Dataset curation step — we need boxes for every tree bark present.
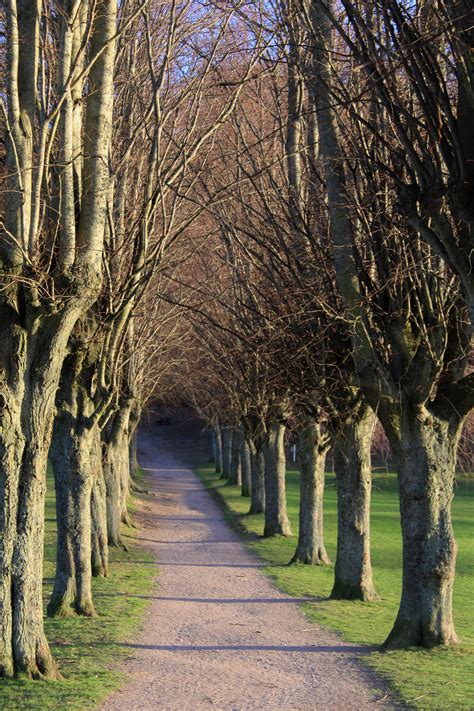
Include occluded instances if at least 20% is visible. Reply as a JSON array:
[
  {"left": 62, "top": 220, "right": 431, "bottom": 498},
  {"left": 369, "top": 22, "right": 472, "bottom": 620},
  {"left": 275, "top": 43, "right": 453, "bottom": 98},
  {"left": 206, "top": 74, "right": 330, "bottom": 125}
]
[
  {"left": 104, "top": 402, "right": 133, "bottom": 549},
  {"left": 0, "top": 319, "right": 82, "bottom": 678},
  {"left": 263, "top": 422, "right": 292, "bottom": 537},
  {"left": 48, "top": 416, "right": 97, "bottom": 618},
  {"left": 229, "top": 427, "right": 243, "bottom": 486},
  {"left": 241, "top": 438, "right": 252, "bottom": 497},
  {"left": 213, "top": 424, "right": 223, "bottom": 474},
  {"left": 248, "top": 444, "right": 266, "bottom": 514},
  {"left": 221, "top": 426, "right": 233, "bottom": 479},
  {"left": 129, "top": 430, "right": 139, "bottom": 481},
  {"left": 91, "top": 430, "right": 109, "bottom": 577},
  {"left": 47, "top": 347, "right": 101, "bottom": 618},
  {"left": 383, "top": 407, "right": 461, "bottom": 648},
  {"left": 330, "top": 406, "right": 378, "bottom": 600},
  {"left": 128, "top": 402, "right": 140, "bottom": 482},
  {"left": 290, "top": 420, "right": 330, "bottom": 565}
]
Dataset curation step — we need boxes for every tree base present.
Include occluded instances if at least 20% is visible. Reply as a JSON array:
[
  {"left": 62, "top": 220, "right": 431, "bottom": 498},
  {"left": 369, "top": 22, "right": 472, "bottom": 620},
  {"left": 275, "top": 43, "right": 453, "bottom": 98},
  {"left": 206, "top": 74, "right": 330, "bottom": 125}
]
[
  {"left": 247, "top": 504, "right": 264, "bottom": 515},
  {"left": 121, "top": 511, "right": 135, "bottom": 528},
  {"left": 330, "top": 579, "right": 379, "bottom": 602},
  {"left": 263, "top": 521, "right": 292, "bottom": 537},
  {"left": 47, "top": 592, "right": 96, "bottom": 619},
  {"left": 0, "top": 641, "right": 63, "bottom": 681},
  {"left": 289, "top": 549, "right": 331, "bottom": 566},
  {"left": 108, "top": 535, "right": 128, "bottom": 551},
  {"left": 383, "top": 618, "right": 458, "bottom": 650},
  {"left": 92, "top": 563, "right": 109, "bottom": 578}
]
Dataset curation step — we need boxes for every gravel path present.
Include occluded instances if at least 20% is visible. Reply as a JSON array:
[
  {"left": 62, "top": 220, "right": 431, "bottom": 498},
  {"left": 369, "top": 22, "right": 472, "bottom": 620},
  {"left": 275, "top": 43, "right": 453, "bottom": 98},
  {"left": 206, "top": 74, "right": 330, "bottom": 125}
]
[{"left": 101, "top": 422, "right": 393, "bottom": 711}]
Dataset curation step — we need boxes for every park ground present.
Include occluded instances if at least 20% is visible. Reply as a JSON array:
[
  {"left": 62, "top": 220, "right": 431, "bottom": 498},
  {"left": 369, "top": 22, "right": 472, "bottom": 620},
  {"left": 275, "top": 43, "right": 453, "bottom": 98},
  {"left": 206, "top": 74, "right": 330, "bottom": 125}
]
[
  {"left": 197, "top": 465, "right": 474, "bottom": 710},
  {"left": 0, "top": 422, "right": 472, "bottom": 710}
]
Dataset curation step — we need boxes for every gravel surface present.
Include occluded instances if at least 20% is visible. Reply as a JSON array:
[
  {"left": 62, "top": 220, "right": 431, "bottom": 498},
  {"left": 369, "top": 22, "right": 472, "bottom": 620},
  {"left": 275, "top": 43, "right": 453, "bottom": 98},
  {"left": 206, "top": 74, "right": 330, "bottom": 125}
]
[{"left": 101, "top": 421, "right": 394, "bottom": 711}]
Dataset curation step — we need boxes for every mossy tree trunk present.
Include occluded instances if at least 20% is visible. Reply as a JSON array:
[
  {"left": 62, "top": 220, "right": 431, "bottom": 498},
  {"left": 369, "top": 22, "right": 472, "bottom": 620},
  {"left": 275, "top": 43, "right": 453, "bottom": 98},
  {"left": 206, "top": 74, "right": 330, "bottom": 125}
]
[
  {"left": 330, "top": 405, "right": 378, "bottom": 600},
  {"left": 48, "top": 352, "right": 99, "bottom": 618},
  {"left": 263, "top": 421, "right": 292, "bottom": 537},
  {"left": 0, "top": 327, "right": 69, "bottom": 679},
  {"left": 290, "top": 419, "right": 330, "bottom": 565},
  {"left": 382, "top": 406, "right": 462, "bottom": 648}
]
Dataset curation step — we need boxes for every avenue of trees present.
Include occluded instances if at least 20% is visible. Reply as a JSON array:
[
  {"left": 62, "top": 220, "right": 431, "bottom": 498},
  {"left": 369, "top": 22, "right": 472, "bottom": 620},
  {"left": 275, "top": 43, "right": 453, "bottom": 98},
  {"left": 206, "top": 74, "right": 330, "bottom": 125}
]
[{"left": 0, "top": 0, "right": 473, "bottom": 681}]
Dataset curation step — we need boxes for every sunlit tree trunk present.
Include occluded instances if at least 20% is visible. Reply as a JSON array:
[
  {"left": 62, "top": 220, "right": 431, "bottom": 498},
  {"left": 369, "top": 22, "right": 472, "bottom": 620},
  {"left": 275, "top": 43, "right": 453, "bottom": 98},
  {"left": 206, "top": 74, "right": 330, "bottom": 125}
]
[
  {"left": 248, "top": 440, "right": 265, "bottom": 514},
  {"left": 48, "top": 353, "right": 98, "bottom": 618},
  {"left": 382, "top": 406, "right": 462, "bottom": 648},
  {"left": 330, "top": 406, "right": 378, "bottom": 600},
  {"left": 263, "top": 422, "right": 292, "bottom": 537},
  {"left": 104, "top": 401, "right": 133, "bottom": 549},
  {"left": 291, "top": 419, "right": 329, "bottom": 565},
  {"left": 0, "top": 0, "right": 116, "bottom": 676}
]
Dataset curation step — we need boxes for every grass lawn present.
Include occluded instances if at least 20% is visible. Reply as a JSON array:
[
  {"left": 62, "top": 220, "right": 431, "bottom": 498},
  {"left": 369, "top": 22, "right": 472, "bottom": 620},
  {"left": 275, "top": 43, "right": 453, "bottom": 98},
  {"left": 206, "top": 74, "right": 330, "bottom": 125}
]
[
  {"left": 0, "top": 471, "right": 156, "bottom": 710},
  {"left": 197, "top": 466, "right": 474, "bottom": 710}
]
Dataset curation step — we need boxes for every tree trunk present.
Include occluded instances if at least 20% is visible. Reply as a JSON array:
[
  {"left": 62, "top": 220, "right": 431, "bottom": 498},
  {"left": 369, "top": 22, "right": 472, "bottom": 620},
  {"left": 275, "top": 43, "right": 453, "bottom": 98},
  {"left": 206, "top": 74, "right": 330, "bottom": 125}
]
[
  {"left": 91, "top": 428, "right": 109, "bottom": 577},
  {"left": 118, "top": 436, "right": 132, "bottom": 527},
  {"left": 0, "top": 0, "right": 116, "bottom": 678},
  {"left": 48, "top": 412, "right": 96, "bottom": 618},
  {"left": 213, "top": 424, "right": 223, "bottom": 474},
  {"left": 211, "top": 430, "right": 216, "bottom": 462},
  {"left": 104, "top": 402, "right": 132, "bottom": 548},
  {"left": 263, "top": 422, "right": 292, "bottom": 537},
  {"left": 229, "top": 427, "right": 243, "bottom": 486},
  {"left": 330, "top": 406, "right": 378, "bottom": 600},
  {"left": 248, "top": 443, "right": 265, "bottom": 514},
  {"left": 241, "top": 438, "right": 252, "bottom": 497},
  {"left": 383, "top": 408, "right": 461, "bottom": 649},
  {"left": 290, "top": 420, "right": 330, "bottom": 565},
  {"left": 221, "top": 426, "right": 233, "bottom": 479},
  {"left": 0, "top": 322, "right": 79, "bottom": 679}
]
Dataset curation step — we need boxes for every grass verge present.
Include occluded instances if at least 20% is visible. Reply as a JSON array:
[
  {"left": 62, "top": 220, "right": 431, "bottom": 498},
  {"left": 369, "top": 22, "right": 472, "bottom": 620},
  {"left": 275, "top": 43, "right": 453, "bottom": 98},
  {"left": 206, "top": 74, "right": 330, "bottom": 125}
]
[
  {"left": 196, "top": 466, "right": 474, "bottom": 710},
  {"left": 0, "top": 471, "right": 156, "bottom": 710}
]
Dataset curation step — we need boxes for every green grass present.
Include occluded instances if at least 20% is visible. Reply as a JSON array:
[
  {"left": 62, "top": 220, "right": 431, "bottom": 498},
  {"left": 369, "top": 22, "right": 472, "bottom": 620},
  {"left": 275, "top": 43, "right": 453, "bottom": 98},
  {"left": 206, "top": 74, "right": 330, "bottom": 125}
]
[
  {"left": 0, "top": 472, "right": 156, "bottom": 710},
  {"left": 197, "top": 467, "right": 474, "bottom": 710}
]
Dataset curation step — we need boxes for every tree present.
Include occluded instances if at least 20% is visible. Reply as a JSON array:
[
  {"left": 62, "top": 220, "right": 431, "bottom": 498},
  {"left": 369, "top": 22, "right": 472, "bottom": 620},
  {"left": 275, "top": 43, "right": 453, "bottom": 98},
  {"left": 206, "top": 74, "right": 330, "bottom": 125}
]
[
  {"left": 0, "top": 0, "right": 117, "bottom": 677},
  {"left": 307, "top": 0, "right": 473, "bottom": 647}
]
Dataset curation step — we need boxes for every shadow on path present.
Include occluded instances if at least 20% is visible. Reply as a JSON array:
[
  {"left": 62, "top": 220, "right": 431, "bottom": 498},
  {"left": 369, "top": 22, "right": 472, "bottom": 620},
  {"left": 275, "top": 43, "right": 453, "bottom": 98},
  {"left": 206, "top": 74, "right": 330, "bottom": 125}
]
[{"left": 118, "top": 643, "right": 374, "bottom": 655}]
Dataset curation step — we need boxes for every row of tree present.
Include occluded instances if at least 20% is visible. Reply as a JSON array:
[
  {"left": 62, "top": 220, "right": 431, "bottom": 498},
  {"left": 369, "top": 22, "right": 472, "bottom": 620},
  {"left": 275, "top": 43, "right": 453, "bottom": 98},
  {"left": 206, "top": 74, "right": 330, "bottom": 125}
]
[
  {"left": 165, "top": 0, "right": 474, "bottom": 654},
  {"left": 0, "top": 0, "right": 264, "bottom": 678},
  {"left": 0, "top": 0, "right": 472, "bottom": 682}
]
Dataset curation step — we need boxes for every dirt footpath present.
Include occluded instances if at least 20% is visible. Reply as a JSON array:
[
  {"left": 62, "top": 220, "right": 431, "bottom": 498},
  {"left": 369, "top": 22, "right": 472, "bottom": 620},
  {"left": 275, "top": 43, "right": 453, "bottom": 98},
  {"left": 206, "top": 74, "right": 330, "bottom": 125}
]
[{"left": 101, "top": 421, "right": 393, "bottom": 711}]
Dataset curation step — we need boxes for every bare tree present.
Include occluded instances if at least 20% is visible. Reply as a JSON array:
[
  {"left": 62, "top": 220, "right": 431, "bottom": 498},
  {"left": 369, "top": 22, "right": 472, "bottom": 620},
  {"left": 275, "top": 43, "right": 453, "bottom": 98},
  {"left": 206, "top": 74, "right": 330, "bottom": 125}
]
[{"left": 0, "top": 0, "right": 117, "bottom": 677}]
